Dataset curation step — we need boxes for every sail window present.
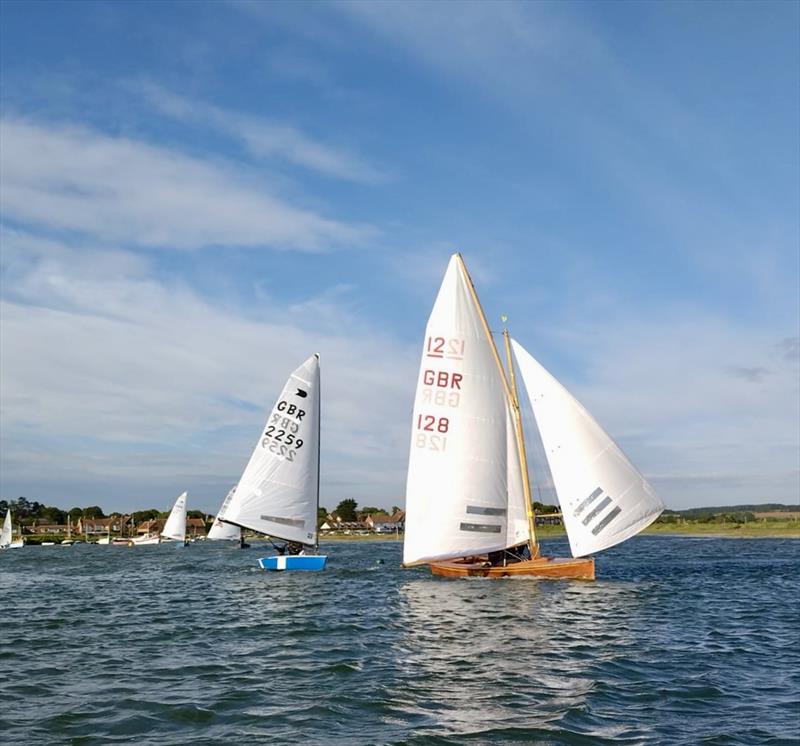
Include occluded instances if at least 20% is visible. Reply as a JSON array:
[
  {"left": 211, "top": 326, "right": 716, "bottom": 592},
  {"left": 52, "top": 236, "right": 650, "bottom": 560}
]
[
  {"left": 582, "top": 496, "right": 612, "bottom": 526},
  {"left": 460, "top": 522, "right": 502, "bottom": 533},
  {"left": 591, "top": 506, "right": 622, "bottom": 535},
  {"left": 466, "top": 506, "right": 506, "bottom": 516},
  {"left": 574, "top": 487, "right": 604, "bottom": 517},
  {"left": 261, "top": 515, "right": 306, "bottom": 528}
]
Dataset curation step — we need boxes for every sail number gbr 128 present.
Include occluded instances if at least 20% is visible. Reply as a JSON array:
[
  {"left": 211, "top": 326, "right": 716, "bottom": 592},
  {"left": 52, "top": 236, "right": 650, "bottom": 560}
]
[{"left": 261, "top": 400, "right": 306, "bottom": 461}]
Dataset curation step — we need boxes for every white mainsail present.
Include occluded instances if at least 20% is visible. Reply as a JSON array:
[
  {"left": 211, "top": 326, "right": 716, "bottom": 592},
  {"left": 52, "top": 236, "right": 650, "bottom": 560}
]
[
  {"left": 1, "top": 509, "right": 12, "bottom": 549},
  {"left": 161, "top": 491, "right": 188, "bottom": 542},
  {"left": 207, "top": 487, "right": 241, "bottom": 540},
  {"left": 511, "top": 339, "right": 664, "bottom": 557},
  {"left": 219, "top": 354, "right": 320, "bottom": 546},
  {"left": 403, "top": 254, "right": 528, "bottom": 566}
]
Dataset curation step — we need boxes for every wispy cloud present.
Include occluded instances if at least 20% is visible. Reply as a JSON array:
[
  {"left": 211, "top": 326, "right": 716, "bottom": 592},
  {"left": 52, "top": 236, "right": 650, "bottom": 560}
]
[
  {"left": 516, "top": 306, "right": 800, "bottom": 508},
  {"left": 0, "top": 117, "right": 372, "bottom": 251},
  {"left": 0, "top": 231, "right": 415, "bottom": 510},
  {"left": 137, "top": 82, "right": 386, "bottom": 184}
]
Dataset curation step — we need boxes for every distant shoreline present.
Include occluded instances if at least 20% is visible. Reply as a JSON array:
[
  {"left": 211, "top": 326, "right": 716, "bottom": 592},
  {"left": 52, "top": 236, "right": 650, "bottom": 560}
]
[{"left": 318, "top": 522, "right": 800, "bottom": 542}]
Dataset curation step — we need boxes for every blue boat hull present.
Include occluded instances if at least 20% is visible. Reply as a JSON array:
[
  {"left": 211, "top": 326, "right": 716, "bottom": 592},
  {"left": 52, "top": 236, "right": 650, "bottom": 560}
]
[{"left": 258, "top": 555, "right": 327, "bottom": 572}]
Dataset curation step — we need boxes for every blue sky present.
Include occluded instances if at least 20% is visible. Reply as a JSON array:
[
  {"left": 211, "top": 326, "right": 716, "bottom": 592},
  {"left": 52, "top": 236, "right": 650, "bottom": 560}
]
[{"left": 1, "top": 0, "right": 798, "bottom": 515}]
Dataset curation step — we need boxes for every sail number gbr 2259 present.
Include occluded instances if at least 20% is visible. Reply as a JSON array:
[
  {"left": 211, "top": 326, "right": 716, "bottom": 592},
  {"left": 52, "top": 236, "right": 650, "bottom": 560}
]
[{"left": 261, "top": 400, "right": 305, "bottom": 462}]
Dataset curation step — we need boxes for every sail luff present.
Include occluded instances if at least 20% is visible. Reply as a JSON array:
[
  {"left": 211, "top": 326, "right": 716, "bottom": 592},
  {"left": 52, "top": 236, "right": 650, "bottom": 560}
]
[
  {"left": 455, "top": 254, "right": 514, "bottom": 404},
  {"left": 503, "top": 329, "right": 539, "bottom": 555},
  {"left": 314, "top": 353, "right": 321, "bottom": 551}
]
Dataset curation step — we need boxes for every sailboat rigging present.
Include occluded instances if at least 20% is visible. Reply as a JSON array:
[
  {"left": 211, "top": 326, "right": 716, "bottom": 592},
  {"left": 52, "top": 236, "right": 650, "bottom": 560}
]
[
  {"left": 218, "top": 354, "right": 326, "bottom": 571},
  {"left": 402, "top": 254, "right": 663, "bottom": 579}
]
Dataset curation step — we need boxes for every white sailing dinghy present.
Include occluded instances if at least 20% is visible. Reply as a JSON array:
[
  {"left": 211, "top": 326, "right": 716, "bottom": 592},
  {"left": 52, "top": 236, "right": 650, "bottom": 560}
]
[
  {"left": 128, "top": 491, "right": 187, "bottom": 546},
  {"left": 218, "top": 354, "right": 326, "bottom": 571},
  {"left": 403, "top": 254, "right": 663, "bottom": 579},
  {"left": 1, "top": 508, "right": 24, "bottom": 549},
  {"left": 207, "top": 488, "right": 242, "bottom": 543},
  {"left": 160, "top": 491, "right": 188, "bottom": 546}
]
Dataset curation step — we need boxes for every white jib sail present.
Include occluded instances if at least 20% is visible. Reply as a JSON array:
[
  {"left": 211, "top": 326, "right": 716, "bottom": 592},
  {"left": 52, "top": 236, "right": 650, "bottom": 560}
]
[
  {"left": 403, "top": 254, "right": 526, "bottom": 565},
  {"left": 1, "top": 509, "right": 12, "bottom": 548},
  {"left": 511, "top": 339, "right": 664, "bottom": 557},
  {"left": 207, "top": 488, "right": 241, "bottom": 540},
  {"left": 161, "top": 491, "right": 188, "bottom": 542},
  {"left": 219, "top": 354, "right": 320, "bottom": 546}
]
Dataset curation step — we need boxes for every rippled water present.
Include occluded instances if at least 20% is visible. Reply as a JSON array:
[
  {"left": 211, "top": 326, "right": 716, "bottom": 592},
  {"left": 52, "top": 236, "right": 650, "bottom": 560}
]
[{"left": 1, "top": 536, "right": 798, "bottom": 745}]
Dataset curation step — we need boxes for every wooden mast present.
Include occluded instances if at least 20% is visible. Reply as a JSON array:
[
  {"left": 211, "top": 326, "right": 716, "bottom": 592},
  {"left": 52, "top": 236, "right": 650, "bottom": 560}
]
[
  {"left": 503, "top": 329, "right": 539, "bottom": 557},
  {"left": 454, "top": 254, "right": 538, "bottom": 558}
]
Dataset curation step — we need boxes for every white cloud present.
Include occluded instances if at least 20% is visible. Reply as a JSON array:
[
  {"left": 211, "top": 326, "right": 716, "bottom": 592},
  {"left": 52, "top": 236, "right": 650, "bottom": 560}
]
[
  {"left": 137, "top": 82, "right": 386, "bottom": 184},
  {"left": 0, "top": 232, "right": 416, "bottom": 511},
  {"left": 0, "top": 117, "right": 372, "bottom": 251},
  {"left": 1, "top": 232, "right": 797, "bottom": 512},
  {"left": 517, "top": 310, "right": 800, "bottom": 509}
]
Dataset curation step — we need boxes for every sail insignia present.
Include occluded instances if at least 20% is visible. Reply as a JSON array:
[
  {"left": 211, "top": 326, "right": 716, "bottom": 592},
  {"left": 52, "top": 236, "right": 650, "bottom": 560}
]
[
  {"left": 219, "top": 354, "right": 321, "bottom": 546},
  {"left": 460, "top": 522, "right": 502, "bottom": 533}
]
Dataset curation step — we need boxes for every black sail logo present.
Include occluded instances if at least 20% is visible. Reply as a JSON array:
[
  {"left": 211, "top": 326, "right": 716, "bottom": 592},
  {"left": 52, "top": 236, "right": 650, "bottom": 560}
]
[{"left": 295, "top": 389, "right": 308, "bottom": 398}]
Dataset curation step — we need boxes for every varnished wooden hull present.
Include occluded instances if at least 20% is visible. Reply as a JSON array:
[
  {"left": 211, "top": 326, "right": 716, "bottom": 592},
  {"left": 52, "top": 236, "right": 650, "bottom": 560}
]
[{"left": 429, "top": 555, "right": 595, "bottom": 580}]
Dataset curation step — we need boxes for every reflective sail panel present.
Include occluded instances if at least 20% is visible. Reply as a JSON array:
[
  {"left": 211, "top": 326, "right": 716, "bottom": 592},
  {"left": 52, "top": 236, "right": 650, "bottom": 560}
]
[
  {"left": 511, "top": 339, "right": 664, "bottom": 557},
  {"left": 1, "top": 509, "right": 12, "bottom": 548},
  {"left": 207, "top": 487, "right": 241, "bottom": 540},
  {"left": 161, "top": 491, "right": 188, "bottom": 542},
  {"left": 403, "top": 255, "right": 520, "bottom": 565},
  {"left": 219, "top": 354, "right": 320, "bottom": 545}
]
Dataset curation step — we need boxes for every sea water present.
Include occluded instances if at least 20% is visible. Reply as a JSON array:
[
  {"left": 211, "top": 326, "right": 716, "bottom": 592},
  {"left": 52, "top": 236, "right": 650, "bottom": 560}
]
[{"left": 1, "top": 536, "right": 798, "bottom": 745}]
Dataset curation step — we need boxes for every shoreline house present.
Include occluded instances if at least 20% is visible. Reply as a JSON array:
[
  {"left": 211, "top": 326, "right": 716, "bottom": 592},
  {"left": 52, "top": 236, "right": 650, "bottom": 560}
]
[
  {"left": 186, "top": 517, "right": 206, "bottom": 538},
  {"left": 535, "top": 512, "right": 563, "bottom": 526},
  {"left": 26, "top": 523, "right": 69, "bottom": 535},
  {"left": 365, "top": 511, "right": 405, "bottom": 534},
  {"left": 137, "top": 519, "right": 164, "bottom": 536},
  {"left": 319, "top": 514, "right": 369, "bottom": 534},
  {"left": 75, "top": 516, "right": 125, "bottom": 536}
]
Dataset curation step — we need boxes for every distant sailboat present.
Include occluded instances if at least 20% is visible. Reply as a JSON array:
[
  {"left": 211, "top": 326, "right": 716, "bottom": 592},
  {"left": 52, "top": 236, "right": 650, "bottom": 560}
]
[
  {"left": 207, "top": 488, "right": 242, "bottom": 542},
  {"left": 1, "top": 509, "right": 24, "bottom": 549},
  {"left": 218, "top": 354, "right": 326, "bottom": 571},
  {"left": 128, "top": 492, "right": 188, "bottom": 546},
  {"left": 160, "top": 491, "right": 188, "bottom": 546},
  {"left": 402, "top": 254, "right": 663, "bottom": 579}
]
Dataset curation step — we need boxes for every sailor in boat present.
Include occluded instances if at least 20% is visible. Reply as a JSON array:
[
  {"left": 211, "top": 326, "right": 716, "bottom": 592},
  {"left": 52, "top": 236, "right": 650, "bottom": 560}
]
[
  {"left": 269, "top": 539, "right": 307, "bottom": 556},
  {"left": 486, "top": 543, "right": 531, "bottom": 567}
]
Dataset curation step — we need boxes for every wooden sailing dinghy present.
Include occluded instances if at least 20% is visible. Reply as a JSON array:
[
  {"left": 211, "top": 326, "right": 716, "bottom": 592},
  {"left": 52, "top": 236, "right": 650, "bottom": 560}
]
[
  {"left": 402, "top": 254, "right": 664, "bottom": 580},
  {"left": 217, "top": 354, "right": 326, "bottom": 571}
]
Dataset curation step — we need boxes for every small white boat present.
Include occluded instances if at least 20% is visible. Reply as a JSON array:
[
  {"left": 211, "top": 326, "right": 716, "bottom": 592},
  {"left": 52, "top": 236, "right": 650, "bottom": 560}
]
[
  {"left": 160, "top": 491, "right": 188, "bottom": 547},
  {"left": 60, "top": 539, "right": 73, "bottom": 545},
  {"left": 218, "top": 354, "right": 327, "bottom": 571},
  {"left": 41, "top": 541, "right": 55, "bottom": 546},
  {"left": 1, "top": 509, "right": 24, "bottom": 549},
  {"left": 128, "top": 533, "right": 160, "bottom": 546},
  {"left": 96, "top": 536, "right": 111, "bottom": 545}
]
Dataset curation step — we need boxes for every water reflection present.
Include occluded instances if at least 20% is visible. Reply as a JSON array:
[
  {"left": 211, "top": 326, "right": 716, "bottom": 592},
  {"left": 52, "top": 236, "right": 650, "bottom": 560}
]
[{"left": 391, "top": 576, "right": 639, "bottom": 742}]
